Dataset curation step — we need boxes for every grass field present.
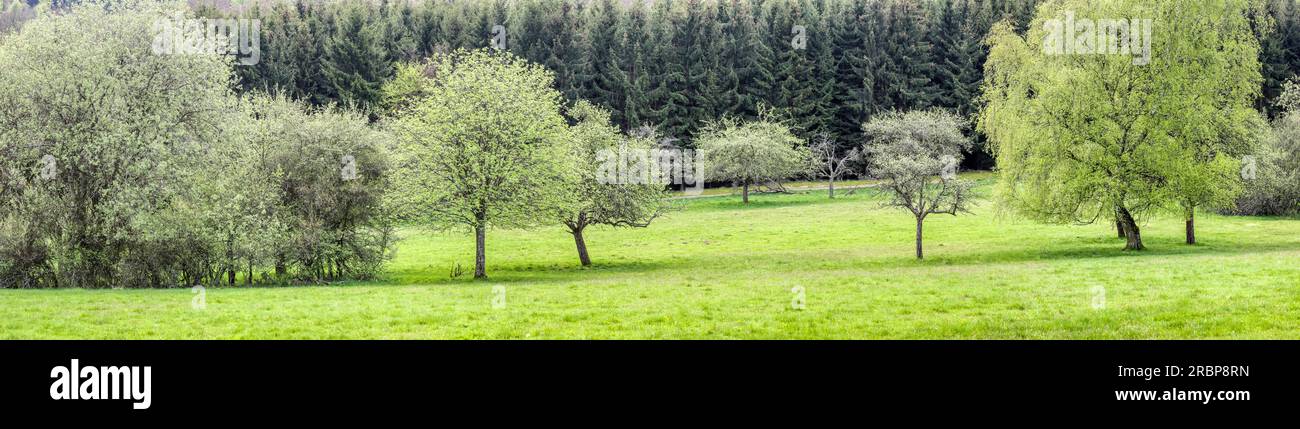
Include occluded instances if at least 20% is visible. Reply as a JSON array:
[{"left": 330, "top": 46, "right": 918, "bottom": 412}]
[{"left": 2, "top": 173, "right": 1299, "bottom": 339}]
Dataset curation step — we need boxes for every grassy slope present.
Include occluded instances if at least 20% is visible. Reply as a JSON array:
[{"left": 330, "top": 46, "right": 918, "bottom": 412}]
[{"left": 2, "top": 174, "right": 1298, "bottom": 339}]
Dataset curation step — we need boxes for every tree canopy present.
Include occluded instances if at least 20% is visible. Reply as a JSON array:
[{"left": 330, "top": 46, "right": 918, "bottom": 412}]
[
  {"left": 979, "top": 0, "right": 1263, "bottom": 250},
  {"left": 862, "top": 109, "right": 974, "bottom": 259},
  {"left": 388, "top": 49, "right": 576, "bottom": 279},
  {"left": 560, "top": 100, "right": 671, "bottom": 267},
  {"left": 697, "top": 117, "right": 807, "bottom": 204}
]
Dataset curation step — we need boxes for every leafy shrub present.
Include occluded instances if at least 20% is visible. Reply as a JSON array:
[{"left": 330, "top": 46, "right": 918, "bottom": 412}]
[{"left": 1228, "top": 113, "right": 1300, "bottom": 216}]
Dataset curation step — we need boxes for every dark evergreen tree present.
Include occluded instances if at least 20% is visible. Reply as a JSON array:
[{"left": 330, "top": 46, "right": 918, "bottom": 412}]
[
  {"left": 321, "top": 1, "right": 392, "bottom": 114},
  {"left": 877, "top": 0, "right": 937, "bottom": 111},
  {"left": 644, "top": 0, "right": 690, "bottom": 139},
  {"left": 729, "top": 0, "right": 775, "bottom": 120},
  {"left": 829, "top": 0, "right": 880, "bottom": 149},
  {"left": 683, "top": 0, "right": 725, "bottom": 136}
]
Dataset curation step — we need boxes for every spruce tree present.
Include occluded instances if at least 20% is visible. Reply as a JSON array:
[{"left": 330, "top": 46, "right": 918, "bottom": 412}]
[{"left": 322, "top": 1, "right": 392, "bottom": 115}]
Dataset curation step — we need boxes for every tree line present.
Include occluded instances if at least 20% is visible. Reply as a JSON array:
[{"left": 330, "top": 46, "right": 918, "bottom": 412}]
[
  {"left": 8, "top": 0, "right": 1300, "bottom": 160},
  {"left": 191, "top": 0, "right": 1039, "bottom": 168}
]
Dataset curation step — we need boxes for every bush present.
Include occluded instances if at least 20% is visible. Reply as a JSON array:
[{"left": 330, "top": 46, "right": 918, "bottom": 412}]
[
  {"left": 0, "top": 5, "right": 395, "bottom": 288},
  {"left": 0, "top": 3, "right": 233, "bottom": 288},
  {"left": 1227, "top": 113, "right": 1300, "bottom": 216}
]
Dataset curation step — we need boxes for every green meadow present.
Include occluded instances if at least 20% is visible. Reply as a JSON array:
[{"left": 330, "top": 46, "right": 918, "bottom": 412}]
[{"left": 2, "top": 174, "right": 1298, "bottom": 339}]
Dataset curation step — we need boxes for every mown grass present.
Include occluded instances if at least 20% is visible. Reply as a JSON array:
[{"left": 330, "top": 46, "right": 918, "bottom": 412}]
[{"left": 2, "top": 173, "right": 1298, "bottom": 339}]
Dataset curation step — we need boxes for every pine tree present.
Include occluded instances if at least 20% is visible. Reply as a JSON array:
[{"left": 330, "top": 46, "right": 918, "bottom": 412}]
[
  {"left": 618, "top": 1, "right": 652, "bottom": 131},
  {"left": 730, "top": 0, "right": 775, "bottom": 120},
  {"left": 877, "top": 0, "right": 937, "bottom": 111},
  {"left": 644, "top": 0, "right": 690, "bottom": 139},
  {"left": 322, "top": 1, "right": 392, "bottom": 115},
  {"left": 769, "top": 0, "right": 819, "bottom": 136},
  {"left": 380, "top": 0, "right": 418, "bottom": 63},
  {"left": 683, "top": 0, "right": 725, "bottom": 136},
  {"left": 806, "top": 0, "right": 838, "bottom": 140},
  {"left": 301, "top": 1, "right": 337, "bottom": 107},
  {"left": 583, "top": 0, "right": 628, "bottom": 125},
  {"left": 830, "top": 0, "right": 880, "bottom": 148}
]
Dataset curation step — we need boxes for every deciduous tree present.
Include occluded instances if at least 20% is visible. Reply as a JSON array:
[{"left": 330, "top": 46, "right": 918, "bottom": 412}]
[
  {"left": 862, "top": 110, "right": 973, "bottom": 259},
  {"left": 388, "top": 49, "right": 576, "bottom": 279},
  {"left": 697, "top": 117, "right": 807, "bottom": 204},
  {"left": 980, "top": 0, "right": 1262, "bottom": 250},
  {"left": 560, "top": 101, "right": 670, "bottom": 267}
]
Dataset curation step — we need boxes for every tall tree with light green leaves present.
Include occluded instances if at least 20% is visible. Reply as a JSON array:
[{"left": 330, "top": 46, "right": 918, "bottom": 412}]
[
  {"left": 980, "top": 0, "right": 1263, "bottom": 250},
  {"left": 387, "top": 49, "right": 576, "bottom": 279}
]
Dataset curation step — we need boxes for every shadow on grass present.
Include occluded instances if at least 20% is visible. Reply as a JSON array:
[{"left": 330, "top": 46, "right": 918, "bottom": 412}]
[
  {"left": 684, "top": 189, "right": 889, "bottom": 212},
  {"left": 372, "top": 229, "right": 1300, "bottom": 288},
  {"left": 920, "top": 236, "right": 1300, "bottom": 268},
  {"left": 381, "top": 258, "right": 681, "bottom": 287}
]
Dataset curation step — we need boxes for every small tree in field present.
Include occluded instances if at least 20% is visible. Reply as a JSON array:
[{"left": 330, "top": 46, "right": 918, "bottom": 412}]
[
  {"left": 388, "top": 49, "right": 576, "bottom": 279},
  {"left": 862, "top": 110, "right": 974, "bottom": 260},
  {"left": 808, "top": 133, "right": 860, "bottom": 198},
  {"left": 697, "top": 119, "right": 806, "bottom": 204},
  {"left": 560, "top": 101, "right": 670, "bottom": 267}
]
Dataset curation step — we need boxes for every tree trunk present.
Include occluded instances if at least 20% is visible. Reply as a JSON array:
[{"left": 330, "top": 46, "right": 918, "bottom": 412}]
[
  {"left": 1117, "top": 206, "right": 1144, "bottom": 250},
  {"left": 227, "top": 269, "right": 235, "bottom": 286},
  {"left": 573, "top": 227, "right": 591, "bottom": 267},
  {"left": 474, "top": 225, "right": 487, "bottom": 279},
  {"left": 915, "top": 217, "right": 924, "bottom": 260},
  {"left": 742, "top": 182, "right": 750, "bottom": 204},
  {"left": 1116, "top": 221, "right": 1125, "bottom": 238},
  {"left": 828, "top": 178, "right": 835, "bottom": 199},
  {"left": 275, "top": 255, "right": 286, "bottom": 278},
  {"left": 1185, "top": 208, "right": 1196, "bottom": 245}
]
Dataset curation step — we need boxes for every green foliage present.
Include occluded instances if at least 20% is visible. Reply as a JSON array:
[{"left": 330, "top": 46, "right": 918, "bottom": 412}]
[
  {"left": 388, "top": 49, "right": 576, "bottom": 278},
  {"left": 0, "top": 2, "right": 235, "bottom": 288},
  {"left": 862, "top": 110, "right": 974, "bottom": 258},
  {"left": 564, "top": 101, "right": 670, "bottom": 228},
  {"left": 979, "top": 0, "right": 1262, "bottom": 249},
  {"left": 697, "top": 117, "right": 808, "bottom": 202},
  {"left": 1231, "top": 80, "right": 1300, "bottom": 215},
  {"left": 0, "top": 3, "right": 394, "bottom": 288},
  {"left": 242, "top": 94, "right": 396, "bottom": 283},
  {"left": 1231, "top": 114, "right": 1300, "bottom": 215},
  {"left": 559, "top": 101, "right": 671, "bottom": 265}
]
